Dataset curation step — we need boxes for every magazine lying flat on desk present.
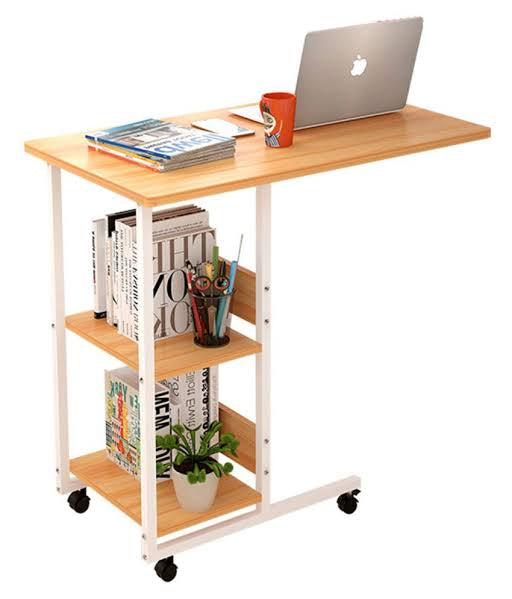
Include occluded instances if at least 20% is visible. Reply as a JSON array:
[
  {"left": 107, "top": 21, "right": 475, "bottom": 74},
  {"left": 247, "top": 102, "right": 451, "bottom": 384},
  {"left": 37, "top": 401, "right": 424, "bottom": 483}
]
[{"left": 85, "top": 119, "right": 236, "bottom": 171}]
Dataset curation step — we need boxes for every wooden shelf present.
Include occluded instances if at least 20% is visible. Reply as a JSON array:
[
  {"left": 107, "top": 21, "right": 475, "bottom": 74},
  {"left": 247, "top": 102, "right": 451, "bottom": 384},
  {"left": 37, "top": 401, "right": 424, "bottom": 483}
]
[
  {"left": 24, "top": 105, "right": 490, "bottom": 207},
  {"left": 70, "top": 450, "right": 261, "bottom": 537},
  {"left": 66, "top": 311, "right": 261, "bottom": 380}
]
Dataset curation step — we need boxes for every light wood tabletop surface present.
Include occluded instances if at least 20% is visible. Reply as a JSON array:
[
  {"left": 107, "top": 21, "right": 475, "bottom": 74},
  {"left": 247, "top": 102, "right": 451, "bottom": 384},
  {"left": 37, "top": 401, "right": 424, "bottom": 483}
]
[{"left": 24, "top": 105, "right": 490, "bottom": 207}]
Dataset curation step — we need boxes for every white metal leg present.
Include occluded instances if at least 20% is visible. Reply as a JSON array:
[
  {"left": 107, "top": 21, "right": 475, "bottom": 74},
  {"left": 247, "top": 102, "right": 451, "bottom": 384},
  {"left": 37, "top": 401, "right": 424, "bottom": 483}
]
[
  {"left": 49, "top": 164, "right": 83, "bottom": 495},
  {"left": 154, "top": 474, "right": 361, "bottom": 557},
  {"left": 47, "top": 170, "right": 360, "bottom": 567},
  {"left": 149, "top": 183, "right": 361, "bottom": 563},
  {"left": 137, "top": 205, "right": 158, "bottom": 561},
  {"left": 256, "top": 184, "right": 272, "bottom": 510}
]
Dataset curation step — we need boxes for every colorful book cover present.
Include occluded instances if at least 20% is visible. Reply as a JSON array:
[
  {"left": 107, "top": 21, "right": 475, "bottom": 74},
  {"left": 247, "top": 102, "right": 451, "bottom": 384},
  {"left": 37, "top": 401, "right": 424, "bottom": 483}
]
[{"left": 105, "top": 367, "right": 172, "bottom": 481}]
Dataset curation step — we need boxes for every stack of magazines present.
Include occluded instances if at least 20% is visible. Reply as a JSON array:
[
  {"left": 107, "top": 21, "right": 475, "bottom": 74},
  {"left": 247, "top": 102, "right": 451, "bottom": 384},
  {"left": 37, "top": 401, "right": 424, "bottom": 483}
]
[{"left": 85, "top": 119, "right": 236, "bottom": 172}]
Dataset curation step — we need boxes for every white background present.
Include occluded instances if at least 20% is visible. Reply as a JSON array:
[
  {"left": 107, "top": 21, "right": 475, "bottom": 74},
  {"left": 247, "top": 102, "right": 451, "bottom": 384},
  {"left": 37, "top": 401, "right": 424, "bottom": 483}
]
[{"left": 2, "top": 0, "right": 510, "bottom": 597}]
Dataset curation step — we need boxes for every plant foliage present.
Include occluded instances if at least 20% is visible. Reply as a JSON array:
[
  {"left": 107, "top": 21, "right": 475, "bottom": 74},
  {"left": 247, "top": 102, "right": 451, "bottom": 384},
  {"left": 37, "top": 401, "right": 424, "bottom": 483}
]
[{"left": 156, "top": 420, "right": 239, "bottom": 485}]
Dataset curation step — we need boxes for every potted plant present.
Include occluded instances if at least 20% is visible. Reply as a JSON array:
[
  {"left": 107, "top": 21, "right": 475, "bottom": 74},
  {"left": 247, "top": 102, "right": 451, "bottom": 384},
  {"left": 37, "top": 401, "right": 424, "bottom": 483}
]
[{"left": 156, "top": 420, "right": 240, "bottom": 513}]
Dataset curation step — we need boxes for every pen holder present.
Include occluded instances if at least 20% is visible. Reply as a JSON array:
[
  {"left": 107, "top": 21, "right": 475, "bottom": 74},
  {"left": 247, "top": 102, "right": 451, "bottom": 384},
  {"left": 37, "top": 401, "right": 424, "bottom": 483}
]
[{"left": 192, "top": 289, "right": 235, "bottom": 348}]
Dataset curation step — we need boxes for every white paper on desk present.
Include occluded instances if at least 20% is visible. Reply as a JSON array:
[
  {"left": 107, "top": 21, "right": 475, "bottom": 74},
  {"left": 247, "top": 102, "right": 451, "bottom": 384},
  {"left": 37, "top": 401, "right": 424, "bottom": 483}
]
[
  {"left": 192, "top": 118, "right": 255, "bottom": 137},
  {"left": 229, "top": 105, "right": 264, "bottom": 124}
]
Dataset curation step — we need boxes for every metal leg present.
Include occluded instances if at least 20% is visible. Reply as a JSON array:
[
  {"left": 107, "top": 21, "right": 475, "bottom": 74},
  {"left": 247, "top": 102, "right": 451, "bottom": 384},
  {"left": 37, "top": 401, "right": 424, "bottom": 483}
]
[
  {"left": 49, "top": 164, "right": 82, "bottom": 495},
  {"left": 149, "top": 183, "right": 361, "bottom": 562},
  {"left": 256, "top": 184, "right": 272, "bottom": 510},
  {"left": 154, "top": 474, "right": 361, "bottom": 557},
  {"left": 137, "top": 205, "right": 158, "bottom": 561}
]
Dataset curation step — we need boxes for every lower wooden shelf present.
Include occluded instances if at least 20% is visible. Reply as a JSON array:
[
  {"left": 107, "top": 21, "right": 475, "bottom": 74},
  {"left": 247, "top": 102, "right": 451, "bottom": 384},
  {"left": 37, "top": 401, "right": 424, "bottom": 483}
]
[{"left": 70, "top": 450, "right": 261, "bottom": 537}]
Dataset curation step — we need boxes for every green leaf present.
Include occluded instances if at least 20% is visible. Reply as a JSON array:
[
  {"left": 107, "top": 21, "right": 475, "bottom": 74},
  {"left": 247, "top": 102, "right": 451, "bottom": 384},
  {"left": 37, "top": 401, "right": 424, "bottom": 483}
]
[
  {"left": 198, "top": 469, "right": 206, "bottom": 483},
  {"left": 172, "top": 425, "right": 193, "bottom": 455},
  {"left": 156, "top": 462, "right": 170, "bottom": 476},
  {"left": 200, "top": 421, "right": 223, "bottom": 448},
  {"left": 206, "top": 460, "right": 221, "bottom": 478},
  {"left": 173, "top": 424, "right": 185, "bottom": 435},
  {"left": 222, "top": 462, "right": 234, "bottom": 474},
  {"left": 187, "top": 472, "right": 198, "bottom": 484},
  {"left": 174, "top": 452, "right": 185, "bottom": 466},
  {"left": 190, "top": 427, "right": 197, "bottom": 454},
  {"left": 156, "top": 435, "right": 166, "bottom": 448}
]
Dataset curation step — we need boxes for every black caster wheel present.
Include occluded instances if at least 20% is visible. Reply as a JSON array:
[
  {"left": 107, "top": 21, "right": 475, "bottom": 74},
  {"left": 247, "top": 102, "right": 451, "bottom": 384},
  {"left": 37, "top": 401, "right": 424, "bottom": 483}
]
[
  {"left": 67, "top": 488, "right": 90, "bottom": 514},
  {"left": 155, "top": 556, "right": 178, "bottom": 582},
  {"left": 337, "top": 489, "right": 360, "bottom": 514}
]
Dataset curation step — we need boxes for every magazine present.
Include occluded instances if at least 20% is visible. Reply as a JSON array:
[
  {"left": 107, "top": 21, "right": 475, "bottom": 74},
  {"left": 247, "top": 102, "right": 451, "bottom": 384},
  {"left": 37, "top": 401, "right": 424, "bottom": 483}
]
[{"left": 86, "top": 119, "right": 235, "bottom": 162}]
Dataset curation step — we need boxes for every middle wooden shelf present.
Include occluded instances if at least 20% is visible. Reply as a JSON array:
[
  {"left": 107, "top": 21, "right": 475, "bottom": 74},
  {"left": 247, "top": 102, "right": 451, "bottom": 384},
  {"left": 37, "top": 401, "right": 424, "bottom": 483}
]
[{"left": 66, "top": 311, "right": 262, "bottom": 380}]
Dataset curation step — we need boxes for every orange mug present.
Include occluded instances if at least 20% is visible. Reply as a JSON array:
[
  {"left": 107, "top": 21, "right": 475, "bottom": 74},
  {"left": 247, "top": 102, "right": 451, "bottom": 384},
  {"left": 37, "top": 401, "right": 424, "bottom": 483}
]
[{"left": 259, "top": 92, "right": 296, "bottom": 148}]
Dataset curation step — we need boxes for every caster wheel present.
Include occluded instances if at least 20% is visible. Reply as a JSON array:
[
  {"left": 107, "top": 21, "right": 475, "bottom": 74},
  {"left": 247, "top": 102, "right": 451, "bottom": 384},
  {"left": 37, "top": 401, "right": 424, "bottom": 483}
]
[
  {"left": 67, "top": 488, "right": 90, "bottom": 514},
  {"left": 337, "top": 489, "right": 360, "bottom": 514},
  {"left": 155, "top": 556, "right": 178, "bottom": 582}
]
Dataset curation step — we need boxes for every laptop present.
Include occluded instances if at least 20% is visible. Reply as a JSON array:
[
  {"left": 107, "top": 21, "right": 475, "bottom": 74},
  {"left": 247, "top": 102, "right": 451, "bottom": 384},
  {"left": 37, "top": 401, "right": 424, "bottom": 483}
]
[{"left": 230, "top": 17, "right": 423, "bottom": 130}]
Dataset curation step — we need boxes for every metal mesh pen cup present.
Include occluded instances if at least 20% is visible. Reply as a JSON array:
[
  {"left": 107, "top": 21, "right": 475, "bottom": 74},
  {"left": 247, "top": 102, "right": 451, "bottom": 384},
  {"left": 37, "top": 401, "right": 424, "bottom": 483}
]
[{"left": 191, "top": 289, "right": 235, "bottom": 348}]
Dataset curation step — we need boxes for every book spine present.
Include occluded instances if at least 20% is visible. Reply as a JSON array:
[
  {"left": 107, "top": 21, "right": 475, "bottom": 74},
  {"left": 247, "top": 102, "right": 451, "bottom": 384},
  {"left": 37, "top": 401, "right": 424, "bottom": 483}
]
[
  {"left": 105, "top": 371, "right": 139, "bottom": 478},
  {"left": 112, "top": 231, "right": 119, "bottom": 326},
  {"left": 116, "top": 221, "right": 136, "bottom": 340},
  {"left": 85, "top": 136, "right": 173, "bottom": 160},
  {"left": 132, "top": 239, "right": 139, "bottom": 342},
  {"left": 86, "top": 140, "right": 166, "bottom": 165},
  {"left": 155, "top": 385, "right": 172, "bottom": 481},
  {"left": 105, "top": 370, "right": 113, "bottom": 456},
  {"left": 92, "top": 219, "right": 107, "bottom": 319},
  {"left": 163, "top": 376, "right": 180, "bottom": 469},
  {"left": 86, "top": 142, "right": 164, "bottom": 171},
  {"left": 199, "top": 367, "right": 210, "bottom": 436},
  {"left": 105, "top": 235, "right": 113, "bottom": 325},
  {"left": 127, "top": 224, "right": 134, "bottom": 339},
  {"left": 209, "top": 366, "right": 219, "bottom": 423},
  {"left": 208, "top": 367, "right": 219, "bottom": 447},
  {"left": 117, "top": 223, "right": 125, "bottom": 334}
]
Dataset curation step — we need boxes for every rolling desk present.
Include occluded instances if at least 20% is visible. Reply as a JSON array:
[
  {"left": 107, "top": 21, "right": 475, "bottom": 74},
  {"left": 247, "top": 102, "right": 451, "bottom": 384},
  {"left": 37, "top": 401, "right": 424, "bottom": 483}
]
[{"left": 24, "top": 104, "right": 490, "bottom": 580}]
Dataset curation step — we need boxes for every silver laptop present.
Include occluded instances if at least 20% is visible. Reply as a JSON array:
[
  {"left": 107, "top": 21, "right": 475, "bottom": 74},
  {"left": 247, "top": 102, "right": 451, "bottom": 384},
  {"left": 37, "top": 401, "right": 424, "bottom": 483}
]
[
  {"left": 230, "top": 18, "right": 423, "bottom": 130},
  {"left": 295, "top": 18, "right": 423, "bottom": 129}
]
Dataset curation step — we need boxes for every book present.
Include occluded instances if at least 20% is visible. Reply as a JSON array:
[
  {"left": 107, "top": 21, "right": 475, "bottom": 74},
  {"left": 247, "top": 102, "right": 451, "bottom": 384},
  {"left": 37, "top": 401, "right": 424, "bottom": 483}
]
[
  {"left": 105, "top": 366, "right": 172, "bottom": 482},
  {"left": 116, "top": 226, "right": 216, "bottom": 342},
  {"left": 115, "top": 205, "right": 209, "bottom": 339},
  {"left": 104, "top": 209, "right": 136, "bottom": 326},
  {"left": 160, "top": 366, "right": 219, "bottom": 450},
  {"left": 105, "top": 366, "right": 219, "bottom": 480},
  {"left": 92, "top": 218, "right": 106, "bottom": 319},
  {"left": 112, "top": 205, "right": 214, "bottom": 341},
  {"left": 85, "top": 119, "right": 236, "bottom": 171},
  {"left": 96, "top": 205, "right": 214, "bottom": 337},
  {"left": 87, "top": 140, "right": 235, "bottom": 172},
  {"left": 149, "top": 227, "right": 216, "bottom": 341}
]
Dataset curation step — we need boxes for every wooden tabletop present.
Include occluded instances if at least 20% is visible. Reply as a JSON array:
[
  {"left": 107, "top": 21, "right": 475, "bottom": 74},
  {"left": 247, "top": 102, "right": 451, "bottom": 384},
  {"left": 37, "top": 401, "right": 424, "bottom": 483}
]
[{"left": 24, "top": 105, "right": 490, "bottom": 207}]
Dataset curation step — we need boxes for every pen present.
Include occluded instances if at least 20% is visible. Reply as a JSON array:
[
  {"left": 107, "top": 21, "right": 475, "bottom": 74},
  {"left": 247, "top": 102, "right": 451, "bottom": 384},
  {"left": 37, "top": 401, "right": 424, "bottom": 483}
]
[
  {"left": 216, "top": 235, "right": 243, "bottom": 336},
  {"left": 208, "top": 305, "right": 217, "bottom": 337},
  {"left": 228, "top": 234, "right": 243, "bottom": 295},
  {"left": 205, "top": 261, "right": 213, "bottom": 280},
  {"left": 186, "top": 270, "right": 204, "bottom": 343},
  {"left": 219, "top": 295, "right": 232, "bottom": 337},
  {"left": 212, "top": 246, "right": 219, "bottom": 278}
]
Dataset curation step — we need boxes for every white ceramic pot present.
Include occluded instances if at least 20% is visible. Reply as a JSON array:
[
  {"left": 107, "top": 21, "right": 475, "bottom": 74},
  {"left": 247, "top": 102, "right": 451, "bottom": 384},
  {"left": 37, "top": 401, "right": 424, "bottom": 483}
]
[{"left": 172, "top": 469, "right": 219, "bottom": 512}]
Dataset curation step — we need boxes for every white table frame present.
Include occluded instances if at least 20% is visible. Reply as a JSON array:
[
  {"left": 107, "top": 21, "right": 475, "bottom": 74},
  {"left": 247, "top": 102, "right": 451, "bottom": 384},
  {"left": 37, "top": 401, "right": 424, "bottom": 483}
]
[{"left": 49, "top": 164, "right": 361, "bottom": 564}]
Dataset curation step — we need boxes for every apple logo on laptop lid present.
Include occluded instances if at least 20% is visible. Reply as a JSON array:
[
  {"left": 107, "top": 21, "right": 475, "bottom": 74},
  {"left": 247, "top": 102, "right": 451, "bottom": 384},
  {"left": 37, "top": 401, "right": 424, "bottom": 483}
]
[{"left": 350, "top": 54, "right": 367, "bottom": 76}]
